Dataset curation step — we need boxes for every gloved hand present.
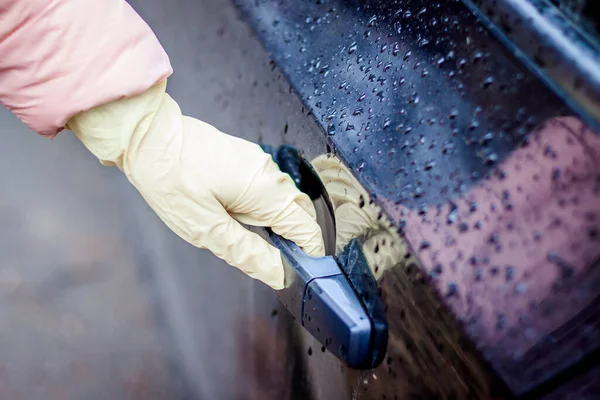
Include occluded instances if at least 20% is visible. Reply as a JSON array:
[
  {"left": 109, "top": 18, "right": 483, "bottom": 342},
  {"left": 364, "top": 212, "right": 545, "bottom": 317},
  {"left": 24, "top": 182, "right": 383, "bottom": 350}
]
[
  {"left": 66, "top": 80, "right": 324, "bottom": 289},
  {"left": 312, "top": 155, "right": 412, "bottom": 280}
]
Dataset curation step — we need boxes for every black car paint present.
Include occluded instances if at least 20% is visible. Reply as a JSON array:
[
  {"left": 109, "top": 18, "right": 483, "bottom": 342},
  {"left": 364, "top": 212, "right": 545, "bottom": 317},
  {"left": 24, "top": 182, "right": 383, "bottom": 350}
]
[{"left": 233, "top": 0, "right": 600, "bottom": 398}]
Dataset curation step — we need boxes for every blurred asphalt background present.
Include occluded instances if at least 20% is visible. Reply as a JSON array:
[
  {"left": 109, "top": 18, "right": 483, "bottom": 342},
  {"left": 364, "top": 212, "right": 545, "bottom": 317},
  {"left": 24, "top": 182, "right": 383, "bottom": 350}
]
[{"left": 0, "top": 0, "right": 300, "bottom": 398}]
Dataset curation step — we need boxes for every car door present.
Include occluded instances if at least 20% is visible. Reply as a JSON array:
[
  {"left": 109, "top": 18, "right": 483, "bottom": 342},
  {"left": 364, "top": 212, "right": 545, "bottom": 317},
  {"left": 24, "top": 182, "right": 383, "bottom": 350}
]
[{"left": 128, "top": 0, "right": 600, "bottom": 398}]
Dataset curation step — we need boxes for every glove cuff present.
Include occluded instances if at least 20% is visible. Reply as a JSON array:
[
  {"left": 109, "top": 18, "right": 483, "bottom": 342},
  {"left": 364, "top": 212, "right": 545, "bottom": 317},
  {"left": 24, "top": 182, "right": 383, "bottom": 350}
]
[{"left": 66, "top": 79, "right": 168, "bottom": 170}]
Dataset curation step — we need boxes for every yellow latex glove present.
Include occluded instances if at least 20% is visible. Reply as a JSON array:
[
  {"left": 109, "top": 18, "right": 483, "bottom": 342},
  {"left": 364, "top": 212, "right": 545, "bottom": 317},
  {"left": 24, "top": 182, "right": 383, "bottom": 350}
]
[
  {"left": 66, "top": 80, "right": 324, "bottom": 289},
  {"left": 312, "top": 155, "right": 412, "bottom": 280}
]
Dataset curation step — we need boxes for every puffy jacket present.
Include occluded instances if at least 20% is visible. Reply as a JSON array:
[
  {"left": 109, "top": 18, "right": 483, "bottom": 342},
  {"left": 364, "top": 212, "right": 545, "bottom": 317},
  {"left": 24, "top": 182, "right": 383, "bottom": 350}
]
[{"left": 0, "top": 0, "right": 172, "bottom": 136}]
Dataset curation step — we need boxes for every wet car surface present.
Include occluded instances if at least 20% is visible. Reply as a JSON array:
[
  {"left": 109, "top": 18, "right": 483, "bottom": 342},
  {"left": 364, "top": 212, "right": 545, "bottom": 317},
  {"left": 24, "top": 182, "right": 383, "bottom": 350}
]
[
  {"left": 1, "top": 0, "right": 598, "bottom": 398},
  {"left": 234, "top": 0, "right": 600, "bottom": 398}
]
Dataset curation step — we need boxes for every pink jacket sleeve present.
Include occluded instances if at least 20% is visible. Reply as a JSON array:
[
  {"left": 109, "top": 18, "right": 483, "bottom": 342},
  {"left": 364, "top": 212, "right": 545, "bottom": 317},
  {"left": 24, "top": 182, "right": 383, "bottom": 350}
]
[{"left": 0, "top": 0, "right": 173, "bottom": 137}]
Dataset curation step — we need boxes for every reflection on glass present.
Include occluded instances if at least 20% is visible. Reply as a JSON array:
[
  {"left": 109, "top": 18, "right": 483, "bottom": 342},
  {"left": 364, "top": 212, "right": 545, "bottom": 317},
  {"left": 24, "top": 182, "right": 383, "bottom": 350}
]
[{"left": 312, "top": 154, "right": 417, "bottom": 280}]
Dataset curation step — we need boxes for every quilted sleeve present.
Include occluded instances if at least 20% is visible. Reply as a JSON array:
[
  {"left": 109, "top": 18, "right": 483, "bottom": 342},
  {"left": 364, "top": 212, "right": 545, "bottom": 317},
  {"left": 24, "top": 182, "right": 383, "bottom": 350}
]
[{"left": 0, "top": 0, "right": 173, "bottom": 136}]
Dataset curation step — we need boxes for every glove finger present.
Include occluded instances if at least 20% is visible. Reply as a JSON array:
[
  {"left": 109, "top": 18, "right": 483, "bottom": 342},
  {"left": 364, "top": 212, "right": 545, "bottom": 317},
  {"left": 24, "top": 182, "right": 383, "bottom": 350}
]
[
  {"left": 292, "top": 189, "right": 318, "bottom": 221},
  {"left": 208, "top": 213, "right": 286, "bottom": 290},
  {"left": 270, "top": 165, "right": 318, "bottom": 221},
  {"left": 231, "top": 161, "right": 325, "bottom": 257},
  {"left": 268, "top": 200, "right": 325, "bottom": 257},
  {"left": 232, "top": 199, "right": 325, "bottom": 258}
]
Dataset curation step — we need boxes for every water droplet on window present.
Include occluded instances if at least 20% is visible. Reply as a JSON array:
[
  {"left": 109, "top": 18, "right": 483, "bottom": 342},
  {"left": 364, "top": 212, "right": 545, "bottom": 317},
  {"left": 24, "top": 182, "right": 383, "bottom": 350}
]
[{"left": 348, "top": 42, "right": 358, "bottom": 54}]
